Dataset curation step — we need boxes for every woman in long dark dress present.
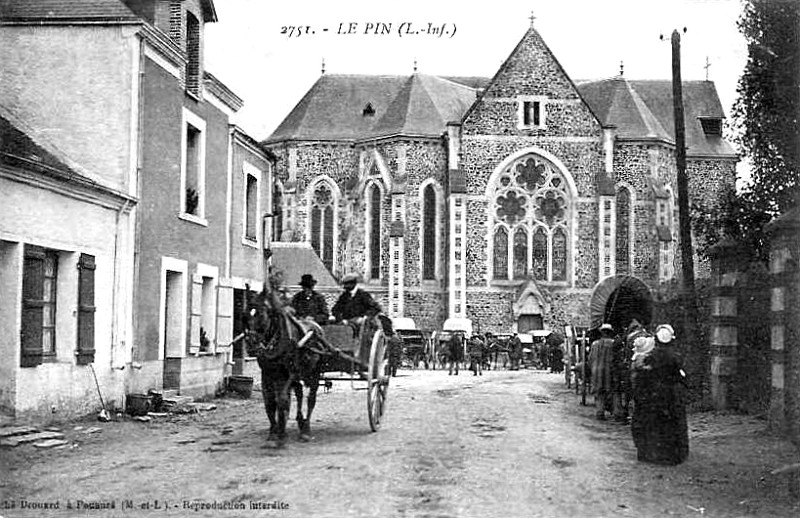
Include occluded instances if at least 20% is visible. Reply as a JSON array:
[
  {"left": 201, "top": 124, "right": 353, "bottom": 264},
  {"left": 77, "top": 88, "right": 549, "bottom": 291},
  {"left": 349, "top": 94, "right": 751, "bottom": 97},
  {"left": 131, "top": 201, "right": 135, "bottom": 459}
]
[{"left": 630, "top": 324, "right": 689, "bottom": 465}]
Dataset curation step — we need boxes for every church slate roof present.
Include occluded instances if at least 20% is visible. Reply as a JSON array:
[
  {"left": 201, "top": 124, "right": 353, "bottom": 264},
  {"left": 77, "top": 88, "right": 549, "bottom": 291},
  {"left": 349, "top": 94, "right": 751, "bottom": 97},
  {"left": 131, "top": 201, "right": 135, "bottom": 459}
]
[
  {"left": 576, "top": 78, "right": 737, "bottom": 158},
  {"left": 266, "top": 74, "right": 482, "bottom": 143},
  {"left": 269, "top": 243, "right": 338, "bottom": 288},
  {"left": 0, "top": 0, "right": 138, "bottom": 22}
]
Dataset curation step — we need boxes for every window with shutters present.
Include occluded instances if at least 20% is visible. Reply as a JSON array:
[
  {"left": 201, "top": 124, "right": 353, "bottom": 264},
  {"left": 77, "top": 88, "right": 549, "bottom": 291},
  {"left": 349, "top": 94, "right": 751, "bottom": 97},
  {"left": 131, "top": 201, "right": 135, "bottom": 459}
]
[
  {"left": 76, "top": 254, "right": 96, "bottom": 365},
  {"left": 21, "top": 246, "right": 58, "bottom": 367}
]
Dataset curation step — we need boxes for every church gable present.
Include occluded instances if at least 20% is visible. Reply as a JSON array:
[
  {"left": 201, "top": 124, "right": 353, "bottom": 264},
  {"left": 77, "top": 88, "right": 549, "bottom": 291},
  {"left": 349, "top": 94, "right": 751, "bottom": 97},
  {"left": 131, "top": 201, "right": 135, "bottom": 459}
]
[{"left": 462, "top": 22, "right": 601, "bottom": 138}]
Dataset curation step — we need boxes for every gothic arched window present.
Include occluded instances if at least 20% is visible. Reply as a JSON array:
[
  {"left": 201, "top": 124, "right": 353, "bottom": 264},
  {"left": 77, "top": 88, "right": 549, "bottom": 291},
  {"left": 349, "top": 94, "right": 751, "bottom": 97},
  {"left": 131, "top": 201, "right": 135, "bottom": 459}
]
[
  {"left": 367, "top": 183, "right": 382, "bottom": 280},
  {"left": 490, "top": 154, "right": 572, "bottom": 282},
  {"left": 310, "top": 182, "right": 335, "bottom": 271},
  {"left": 616, "top": 186, "right": 631, "bottom": 274},
  {"left": 422, "top": 184, "right": 437, "bottom": 280}
]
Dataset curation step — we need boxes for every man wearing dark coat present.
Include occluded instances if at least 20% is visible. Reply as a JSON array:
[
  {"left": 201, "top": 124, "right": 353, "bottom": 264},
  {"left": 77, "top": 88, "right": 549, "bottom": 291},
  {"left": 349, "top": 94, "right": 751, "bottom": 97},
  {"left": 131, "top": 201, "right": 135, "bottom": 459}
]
[
  {"left": 290, "top": 274, "right": 329, "bottom": 325},
  {"left": 331, "top": 273, "right": 383, "bottom": 323},
  {"left": 589, "top": 323, "right": 616, "bottom": 420}
]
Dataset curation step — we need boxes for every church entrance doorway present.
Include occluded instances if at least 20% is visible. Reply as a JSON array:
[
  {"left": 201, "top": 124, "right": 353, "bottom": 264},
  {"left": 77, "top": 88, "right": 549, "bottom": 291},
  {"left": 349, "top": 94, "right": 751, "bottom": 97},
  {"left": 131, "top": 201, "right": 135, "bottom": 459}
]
[{"left": 518, "top": 314, "right": 544, "bottom": 332}]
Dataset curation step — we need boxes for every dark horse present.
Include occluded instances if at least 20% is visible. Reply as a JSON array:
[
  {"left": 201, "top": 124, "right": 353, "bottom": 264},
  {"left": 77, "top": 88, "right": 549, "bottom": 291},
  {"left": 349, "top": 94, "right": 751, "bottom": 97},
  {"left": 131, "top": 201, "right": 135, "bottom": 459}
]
[{"left": 244, "top": 287, "right": 326, "bottom": 448}]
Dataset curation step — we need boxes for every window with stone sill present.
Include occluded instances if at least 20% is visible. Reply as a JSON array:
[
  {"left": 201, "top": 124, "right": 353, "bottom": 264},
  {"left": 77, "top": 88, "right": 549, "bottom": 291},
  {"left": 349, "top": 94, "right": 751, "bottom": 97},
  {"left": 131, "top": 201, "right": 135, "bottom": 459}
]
[{"left": 489, "top": 154, "right": 571, "bottom": 282}]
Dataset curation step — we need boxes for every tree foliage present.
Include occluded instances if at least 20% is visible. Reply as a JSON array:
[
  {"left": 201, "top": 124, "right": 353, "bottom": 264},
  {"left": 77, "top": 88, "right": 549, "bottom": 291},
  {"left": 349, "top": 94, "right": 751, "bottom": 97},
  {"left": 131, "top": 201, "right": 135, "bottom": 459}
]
[
  {"left": 732, "top": 0, "right": 800, "bottom": 217},
  {"left": 696, "top": 0, "right": 800, "bottom": 259}
]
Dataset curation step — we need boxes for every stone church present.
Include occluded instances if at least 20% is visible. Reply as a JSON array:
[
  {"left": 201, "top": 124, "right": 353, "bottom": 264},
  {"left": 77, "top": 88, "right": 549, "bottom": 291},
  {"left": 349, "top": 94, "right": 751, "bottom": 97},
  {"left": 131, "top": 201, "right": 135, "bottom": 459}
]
[{"left": 263, "top": 18, "right": 737, "bottom": 335}]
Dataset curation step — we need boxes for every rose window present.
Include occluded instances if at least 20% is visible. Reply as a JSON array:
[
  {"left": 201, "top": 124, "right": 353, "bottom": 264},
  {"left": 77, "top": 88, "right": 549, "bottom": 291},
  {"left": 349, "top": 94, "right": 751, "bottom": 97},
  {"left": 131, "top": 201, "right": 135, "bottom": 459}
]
[{"left": 490, "top": 154, "right": 571, "bottom": 282}]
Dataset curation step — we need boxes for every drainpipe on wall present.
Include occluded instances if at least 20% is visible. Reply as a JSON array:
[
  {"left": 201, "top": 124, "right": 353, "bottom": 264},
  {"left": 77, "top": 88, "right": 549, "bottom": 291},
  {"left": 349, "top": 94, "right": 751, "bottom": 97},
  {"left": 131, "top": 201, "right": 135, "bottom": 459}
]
[
  {"left": 225, "top": 126, "right": 234, "bottom": 280},
  {"left": 128, "top": 32, "right": 147, "bottom": 373}
]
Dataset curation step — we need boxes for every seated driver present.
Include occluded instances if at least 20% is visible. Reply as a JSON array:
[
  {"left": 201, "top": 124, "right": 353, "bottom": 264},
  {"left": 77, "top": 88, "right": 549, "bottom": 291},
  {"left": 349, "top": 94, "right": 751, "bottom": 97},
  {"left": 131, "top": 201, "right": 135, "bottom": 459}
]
[{"left": 330, "top": 273, "right": 382, "bottom": 327}]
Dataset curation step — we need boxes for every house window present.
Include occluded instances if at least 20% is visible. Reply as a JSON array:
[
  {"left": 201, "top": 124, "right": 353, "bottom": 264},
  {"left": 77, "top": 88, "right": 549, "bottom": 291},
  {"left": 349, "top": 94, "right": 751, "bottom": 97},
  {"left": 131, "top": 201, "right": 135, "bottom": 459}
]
[
  {"left": 243, "top": 163, "right": 260, "bottom": 243},
  {"left": 422, "top": 184, "right": 437, "bottom": 280},
  {"left": 490, "top": 154, "right": 571, "bottom": 282},
  {"left": 76, "top": 253, "right": 96, "bottom": 365},
  {"left": 181, "top": 108, "right": 206, "bottom": 221},
  {"left": 616, "top": 187, "right": 631, "bottom": 275},
  {"left": 519, "top": 98, "right": 547, "bottom": 129},
  {"left": 367, "top": 183, "right": 382, "bottom": 280},
  {"left": 185, "top": 11, "right": 201, "bottom": 96},
  {"left": 310, "top": 181, "right": 335, "bottom": 271},
  {"left": 21, "top": 246, "right": 58, "bottom": 367}
]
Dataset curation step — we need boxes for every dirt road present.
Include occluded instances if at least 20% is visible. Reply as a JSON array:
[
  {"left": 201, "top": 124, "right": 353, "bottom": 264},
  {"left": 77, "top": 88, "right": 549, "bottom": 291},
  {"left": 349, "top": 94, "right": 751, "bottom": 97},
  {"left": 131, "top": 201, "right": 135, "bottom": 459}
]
[{"left": 1, "top": 369, "right": 799, "bottom": 517}]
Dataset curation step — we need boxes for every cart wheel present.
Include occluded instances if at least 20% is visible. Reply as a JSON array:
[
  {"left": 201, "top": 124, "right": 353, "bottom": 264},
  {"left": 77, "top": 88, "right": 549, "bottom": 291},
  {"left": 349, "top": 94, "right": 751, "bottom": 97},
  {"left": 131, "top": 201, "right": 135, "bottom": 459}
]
[{"left": 367, "top": 329, "right": 389, "bottom": 432}]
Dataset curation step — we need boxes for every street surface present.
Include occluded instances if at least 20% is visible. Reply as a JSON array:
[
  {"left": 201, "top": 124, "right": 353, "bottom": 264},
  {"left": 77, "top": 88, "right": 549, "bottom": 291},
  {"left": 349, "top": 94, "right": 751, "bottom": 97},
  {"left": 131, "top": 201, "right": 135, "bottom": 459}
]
[{"left": 1, "top": 368, "right": 799, "bottom": 517}]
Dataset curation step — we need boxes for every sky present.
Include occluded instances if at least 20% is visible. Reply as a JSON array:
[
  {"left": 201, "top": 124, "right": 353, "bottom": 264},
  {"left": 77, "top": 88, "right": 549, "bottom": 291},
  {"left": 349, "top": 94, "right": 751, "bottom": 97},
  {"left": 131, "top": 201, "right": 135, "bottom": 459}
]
[{"left": 204, "top": 0, "right": 748, "bottom": 148}]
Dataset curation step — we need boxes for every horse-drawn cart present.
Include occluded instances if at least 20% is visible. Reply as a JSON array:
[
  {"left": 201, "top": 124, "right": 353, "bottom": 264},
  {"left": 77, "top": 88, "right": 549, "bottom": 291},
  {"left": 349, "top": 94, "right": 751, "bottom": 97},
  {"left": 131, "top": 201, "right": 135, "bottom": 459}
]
[
  {"left": 318, "top": 319, "right": 390, "bottom": 432},
  {"left": 245, "top": 288, "right": 391, "bottom": 445}
]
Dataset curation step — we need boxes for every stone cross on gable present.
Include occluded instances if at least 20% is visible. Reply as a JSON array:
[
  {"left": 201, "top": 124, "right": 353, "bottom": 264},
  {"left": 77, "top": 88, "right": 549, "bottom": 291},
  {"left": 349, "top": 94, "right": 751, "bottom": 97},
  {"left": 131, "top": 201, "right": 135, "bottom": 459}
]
[
  {"left": 704, "top": 56, "right": 711, "bottom": 81},
  {"left": 529, "top": 11, "right": 536, "bottom": 27}
]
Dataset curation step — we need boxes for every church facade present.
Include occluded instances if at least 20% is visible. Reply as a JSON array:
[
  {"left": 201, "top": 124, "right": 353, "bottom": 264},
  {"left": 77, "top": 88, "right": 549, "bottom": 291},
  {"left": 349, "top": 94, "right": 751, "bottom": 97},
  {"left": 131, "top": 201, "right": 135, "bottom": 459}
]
[{"left": 264, "top": 20, "right": 737, "bottom": 335}]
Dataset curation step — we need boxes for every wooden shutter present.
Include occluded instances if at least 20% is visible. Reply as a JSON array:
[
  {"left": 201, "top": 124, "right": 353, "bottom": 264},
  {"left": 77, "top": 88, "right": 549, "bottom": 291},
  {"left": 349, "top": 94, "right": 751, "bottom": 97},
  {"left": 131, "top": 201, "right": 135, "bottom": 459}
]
[
  {"left": 216, "top": 280, "right": 234, "bottom": 355},
  {"left": 189, "top": 273, "right": 203, "bottom": 355},
  {"left": 76, "top": 254, "right": 96, "bottom": 365},
  {"left": 20, "top": 247, "right": 45, "bottom": 367}
]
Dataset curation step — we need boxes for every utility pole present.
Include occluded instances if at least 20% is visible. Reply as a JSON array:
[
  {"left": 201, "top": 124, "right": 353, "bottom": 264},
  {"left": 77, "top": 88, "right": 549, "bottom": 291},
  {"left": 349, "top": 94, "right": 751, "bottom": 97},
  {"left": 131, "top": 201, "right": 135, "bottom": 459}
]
[{"left": 670, "top": 29, "right": 700, "bottom": 331}]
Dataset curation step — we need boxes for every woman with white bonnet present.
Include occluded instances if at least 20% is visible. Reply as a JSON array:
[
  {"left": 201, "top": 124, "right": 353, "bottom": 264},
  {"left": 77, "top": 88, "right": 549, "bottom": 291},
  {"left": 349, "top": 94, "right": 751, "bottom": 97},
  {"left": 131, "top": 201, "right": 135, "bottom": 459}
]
[{"left": 630, "top": 323, "right": 689, "bottom": 465}]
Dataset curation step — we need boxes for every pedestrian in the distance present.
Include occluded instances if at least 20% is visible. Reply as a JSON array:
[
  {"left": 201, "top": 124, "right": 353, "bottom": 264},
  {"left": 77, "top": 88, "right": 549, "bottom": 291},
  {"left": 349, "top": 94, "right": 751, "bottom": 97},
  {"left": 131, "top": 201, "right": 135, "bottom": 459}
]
[
  {"left": 589, "top": 323, "right": 615, "bottom": 420},
  {"left": 630, "top": 323, "right": 689, "bottom": 465}
]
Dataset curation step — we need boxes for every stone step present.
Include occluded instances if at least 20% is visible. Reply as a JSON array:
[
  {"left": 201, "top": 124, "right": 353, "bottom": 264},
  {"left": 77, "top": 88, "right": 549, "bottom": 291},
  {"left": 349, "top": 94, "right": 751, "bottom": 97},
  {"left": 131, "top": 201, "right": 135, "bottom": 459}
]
[
  {"left": 0, "top": 430, "right": 64, "bottom": 447},
  {"left": 0, "top": 425, "right": 39, "bottom": 439},
  {"left": 163, "top": 395, "right": 194, "bottom": 406},
  {"left": 33, "top": 439, "right": 69, "bottom": 449}
]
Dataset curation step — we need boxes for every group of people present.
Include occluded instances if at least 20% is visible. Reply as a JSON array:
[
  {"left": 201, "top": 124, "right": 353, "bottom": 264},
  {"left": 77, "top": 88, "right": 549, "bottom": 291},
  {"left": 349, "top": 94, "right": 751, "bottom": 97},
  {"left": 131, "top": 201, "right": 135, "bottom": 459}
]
[{"left": 588, "top": 320, "right": 689, "bottom": 465}]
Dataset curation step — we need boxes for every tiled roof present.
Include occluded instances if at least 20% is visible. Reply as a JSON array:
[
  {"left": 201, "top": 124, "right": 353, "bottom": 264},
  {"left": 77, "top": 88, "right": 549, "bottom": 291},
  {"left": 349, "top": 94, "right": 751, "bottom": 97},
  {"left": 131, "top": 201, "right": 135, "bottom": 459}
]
[
  {"left": 577, "top": 78, "right": 737, "bottom": 157},
  {"left": 0, "top": 106, "right": 80, "bottom": 177},
  {"left": 266, "top": 74, "right": 483, "bottom": 143},
  {"left": 269, "top": 243, "right": 338, "bottom": 289},
  {"left": 0, "top": 0, "right": 138, "bottom": 21}
]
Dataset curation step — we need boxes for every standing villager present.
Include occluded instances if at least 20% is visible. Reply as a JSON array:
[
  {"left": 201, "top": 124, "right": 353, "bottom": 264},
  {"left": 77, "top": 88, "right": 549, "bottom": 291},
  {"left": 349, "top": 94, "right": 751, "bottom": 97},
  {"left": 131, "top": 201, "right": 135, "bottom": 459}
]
[
  {"left": 387, "top": 333, "right": 403, "bottom": 377},
  {"left": 589, "top": 323, "right": 616, "bottom": 420},
  {"left": 630, "top": 324, "right": 689, "bottom": 465},
  {"left": 468, "top": 334, "right": 484, "bottom": 376},
  {"left": 508, "top": 333, "right": 523, "bottom": 371},
  {"left": 289, "top": 274, "right": 330, "bottom": 325}
]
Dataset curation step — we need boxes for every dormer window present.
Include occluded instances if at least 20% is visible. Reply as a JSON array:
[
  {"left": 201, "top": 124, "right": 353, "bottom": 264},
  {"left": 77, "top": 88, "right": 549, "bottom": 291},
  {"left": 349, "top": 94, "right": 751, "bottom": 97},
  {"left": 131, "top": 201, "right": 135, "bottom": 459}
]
[
  {"left": 700, "top": 117, "right": 722, "bottom": 136},
  {"left": 363, "top": 103, "right": 375, "bottom": 117},
  {"left": 518, "top": 96, "right": 547, "bottom": 129}
]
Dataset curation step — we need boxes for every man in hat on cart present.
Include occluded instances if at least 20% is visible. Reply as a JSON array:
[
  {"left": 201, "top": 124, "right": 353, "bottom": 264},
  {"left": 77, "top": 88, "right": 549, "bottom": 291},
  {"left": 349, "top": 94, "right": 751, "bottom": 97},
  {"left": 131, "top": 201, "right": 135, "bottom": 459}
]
[
  {"left": 331, "top": 273, "right": 395, "bottom": 338},
  {"left": 290, "top": 274, "right": 330, "bottom": 325}
]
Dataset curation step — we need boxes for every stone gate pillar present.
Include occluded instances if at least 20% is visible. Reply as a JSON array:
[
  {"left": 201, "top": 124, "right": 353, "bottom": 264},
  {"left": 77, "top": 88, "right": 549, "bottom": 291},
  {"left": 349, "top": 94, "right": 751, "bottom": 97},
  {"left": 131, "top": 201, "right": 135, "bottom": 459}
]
[
  {"left": 767, "top": 208, "right": 800, "bottom": 440},
  {"left": 708, "top": 239, "right": 748, "bottom": 410}
]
